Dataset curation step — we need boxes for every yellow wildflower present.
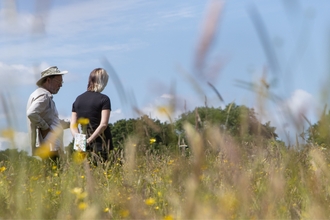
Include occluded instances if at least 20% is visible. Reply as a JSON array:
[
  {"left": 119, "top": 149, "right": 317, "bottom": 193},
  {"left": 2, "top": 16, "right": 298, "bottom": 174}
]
[
  {"left": 77, "top": 118, "right": 90, "bottom": 125},
  {"left": 163, "top": 215, "right": 174, "bottom": 220},
  {"left": 120, "top": 209, "right": 129, "bottom": 217},
  {"left": 145, "top": 198, "right": 155, "bottom": 206},
  {"left": 35, "top": 145, "right": 53, "bottom": 159},
  {"left": 77, "top": 192, "right": 88, "bottom": 199},
  {"left": 0, "top": 166, "right": 6, "bottom": 173},
  {"left": 78, "top": 202, "right": 88, "bottom": 210},
  {"left": 71, "top": 187, "right": 83, "bottom": 195},
  {"left": 73, "top": 151, "right": 87, "bottom": 164}
]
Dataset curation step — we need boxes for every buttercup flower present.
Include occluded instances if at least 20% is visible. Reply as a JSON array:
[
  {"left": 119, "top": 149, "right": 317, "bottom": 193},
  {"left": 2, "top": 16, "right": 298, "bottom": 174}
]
[
  {"left": 77, "top": 117, "right": 90, "bottom": 125},
  {"left": 163, "top": 215, "right": 174, "bottom": 220},
  {"left": 35, "top": 145, "right": 54, "bottom": 159},
  {"left": 0, "top": 166, "right": 6, "bottom": 173},
  {"left": 73, "top": 151, "right": 87, "bottom": 164},
  {"left": 71, "top": 187, "right": 83, "bottom": 195},
  {"left": 145, "top": 198, "right": 155, "bottom": 205},
  {"left": 78, "top": 202, "right": 88, "bottom": 210},
  {"left": 120, "top": 209, "right": 129, "bottom": 217}
]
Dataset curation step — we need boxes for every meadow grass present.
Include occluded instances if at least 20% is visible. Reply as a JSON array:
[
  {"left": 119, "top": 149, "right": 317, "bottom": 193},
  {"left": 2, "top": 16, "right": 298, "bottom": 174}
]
[{"left": 1, "top": 124, "right": 330, "bottom": 219}]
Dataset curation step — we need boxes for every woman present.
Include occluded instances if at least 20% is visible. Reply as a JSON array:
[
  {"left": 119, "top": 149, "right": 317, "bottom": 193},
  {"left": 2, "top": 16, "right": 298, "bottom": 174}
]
[{"left": 70, "top": 68, "right": 113, "bottom": 162}]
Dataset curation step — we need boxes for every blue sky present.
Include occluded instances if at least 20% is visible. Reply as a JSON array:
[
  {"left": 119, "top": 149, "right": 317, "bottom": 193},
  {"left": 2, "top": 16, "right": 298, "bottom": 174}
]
[{"left": 1, "top": 0, "right": 330, "bottom": 152}]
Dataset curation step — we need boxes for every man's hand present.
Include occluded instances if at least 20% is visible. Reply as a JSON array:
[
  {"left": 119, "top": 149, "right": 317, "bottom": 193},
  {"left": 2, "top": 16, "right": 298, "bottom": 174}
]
[{"left": 40, "top": 128, "right": 51, "bottom": 138}]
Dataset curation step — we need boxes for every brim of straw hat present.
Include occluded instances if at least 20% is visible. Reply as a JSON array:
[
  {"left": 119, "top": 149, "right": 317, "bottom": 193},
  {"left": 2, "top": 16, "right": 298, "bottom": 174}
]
[{"left": 36, "top": 70, "right": 68, "bottom": 86}]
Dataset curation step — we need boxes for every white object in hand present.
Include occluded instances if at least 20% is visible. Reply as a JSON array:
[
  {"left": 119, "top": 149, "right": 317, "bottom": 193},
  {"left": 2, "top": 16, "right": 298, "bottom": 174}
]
[{"left": 74, "top": 133, "right": 86, "bottom": 151}]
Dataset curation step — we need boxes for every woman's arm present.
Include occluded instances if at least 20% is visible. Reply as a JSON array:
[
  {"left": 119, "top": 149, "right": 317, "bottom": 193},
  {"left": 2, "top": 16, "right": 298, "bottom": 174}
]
[
  {"left": 87, "top": 109, "right": 110, "bottom": 144},
  {"left": 70, "top": 112, "right": 79, "bottom": 136}
]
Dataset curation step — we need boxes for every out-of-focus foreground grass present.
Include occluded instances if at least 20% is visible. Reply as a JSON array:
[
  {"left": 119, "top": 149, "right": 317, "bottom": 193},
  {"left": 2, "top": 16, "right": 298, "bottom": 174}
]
[{"left": 1, "top": 128, "right": 330, "bottom": 219}]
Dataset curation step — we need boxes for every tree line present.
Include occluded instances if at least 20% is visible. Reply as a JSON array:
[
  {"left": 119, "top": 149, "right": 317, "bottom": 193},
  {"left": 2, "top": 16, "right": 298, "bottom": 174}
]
[
  {"left": 108, "top": 103, "right": 283, "bottom": 151},
  {"left": 107, "top": 102, "right": 330, "bottom": 152}
]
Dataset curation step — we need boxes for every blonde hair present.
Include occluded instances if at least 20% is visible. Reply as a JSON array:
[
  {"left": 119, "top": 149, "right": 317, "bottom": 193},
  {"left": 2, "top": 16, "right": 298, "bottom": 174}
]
[{"left": 87, "top": 68, "right": 109, "bottom": 92}]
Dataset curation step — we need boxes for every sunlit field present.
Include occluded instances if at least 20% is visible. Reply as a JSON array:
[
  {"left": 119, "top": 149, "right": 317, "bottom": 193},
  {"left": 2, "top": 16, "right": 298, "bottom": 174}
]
[
  {"left": 1, "top": 1, "right": 330, "bottom": 219},
  {"left": 2, "top": 122, "right": 330, "bottom": 219}
]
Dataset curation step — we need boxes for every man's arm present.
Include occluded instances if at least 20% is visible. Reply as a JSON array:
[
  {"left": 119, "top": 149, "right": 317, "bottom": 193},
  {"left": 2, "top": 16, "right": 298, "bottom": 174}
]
[{"left": 26, "top": 94, "right": 51, "bottom": 136}]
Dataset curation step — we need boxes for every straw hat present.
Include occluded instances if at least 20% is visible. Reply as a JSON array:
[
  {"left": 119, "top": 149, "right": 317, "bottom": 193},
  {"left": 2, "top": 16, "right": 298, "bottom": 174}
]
[{"left": 36, "top": 66, "right": 68, "bottom": 86}]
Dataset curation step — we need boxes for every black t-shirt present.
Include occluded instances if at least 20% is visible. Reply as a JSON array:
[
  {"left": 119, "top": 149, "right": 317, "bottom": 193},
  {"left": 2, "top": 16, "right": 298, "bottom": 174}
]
[{"left": 72, "top": 91, "right": 113, "bottom": 149}]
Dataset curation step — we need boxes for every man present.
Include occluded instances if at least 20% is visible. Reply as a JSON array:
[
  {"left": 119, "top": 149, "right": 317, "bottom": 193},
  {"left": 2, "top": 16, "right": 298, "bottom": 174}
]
[{"left": 26, "top": 66, "right": 70, "bottom": 159}]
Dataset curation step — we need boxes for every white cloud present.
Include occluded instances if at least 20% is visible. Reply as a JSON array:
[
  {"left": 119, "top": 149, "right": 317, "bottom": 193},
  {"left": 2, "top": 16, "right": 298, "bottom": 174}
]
[
  {"left": 260, "top": 89, "right": 317, "bottom": 144},
  {"left": 0, "top": 0, "right": 154, "bottom": 66},
  {"left": 160, "top": 94, "right": 174, "bottom": 99},
  {"left": 0, "top": 62, "right": 35, "bottom": 86},
  {"left": 281, "top": 89, "right": 314, "bottom": 122},
  {"left": 0, "top": 90, "right": 28, "bottom": 132},
  {"left": 108, "top": 91, "right": 210, "bottom": 123},
  {"left": 0, "top": 131, "right": 30, "bottom": 154},
  {"left": 0, "top": 61, "right": 77, "bottom": 88},
  {"left": 112, "top": 109, "right": 122, "bottom": 114},
  {"left": 14, "top": 131, "right": 30, "bottom": 152},
  {"left": 63, "top": 129, "right": 73, "bottom": 147},
  {"left": 159, "top": 6, "right": 197, "bottom": 19},
  {"left": 0, "top": 129, "right": 74, "bottom": 155},
  {"left": 138, "top": 93, "right": 188, "bottom": 122},
  {"left": 141, "top": 104, "right": 173, "bottom": 122},
  {"left": 0, "top": 1, "right": 34, "bottom": 35},
  {"left": 0, "top": 0, "right": 205, "bottom": 80},
  {"left": 110, "top": 108, "right": 127, "bottom": 123},
  {"left": 58, "top": 114, "right": 70, "bottom": 121}
]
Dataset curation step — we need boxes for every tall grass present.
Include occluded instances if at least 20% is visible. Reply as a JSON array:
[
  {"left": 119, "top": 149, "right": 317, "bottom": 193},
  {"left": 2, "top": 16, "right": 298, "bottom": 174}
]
[{"left": 1, "top": 125, "right": 330, "bottom": 219}]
